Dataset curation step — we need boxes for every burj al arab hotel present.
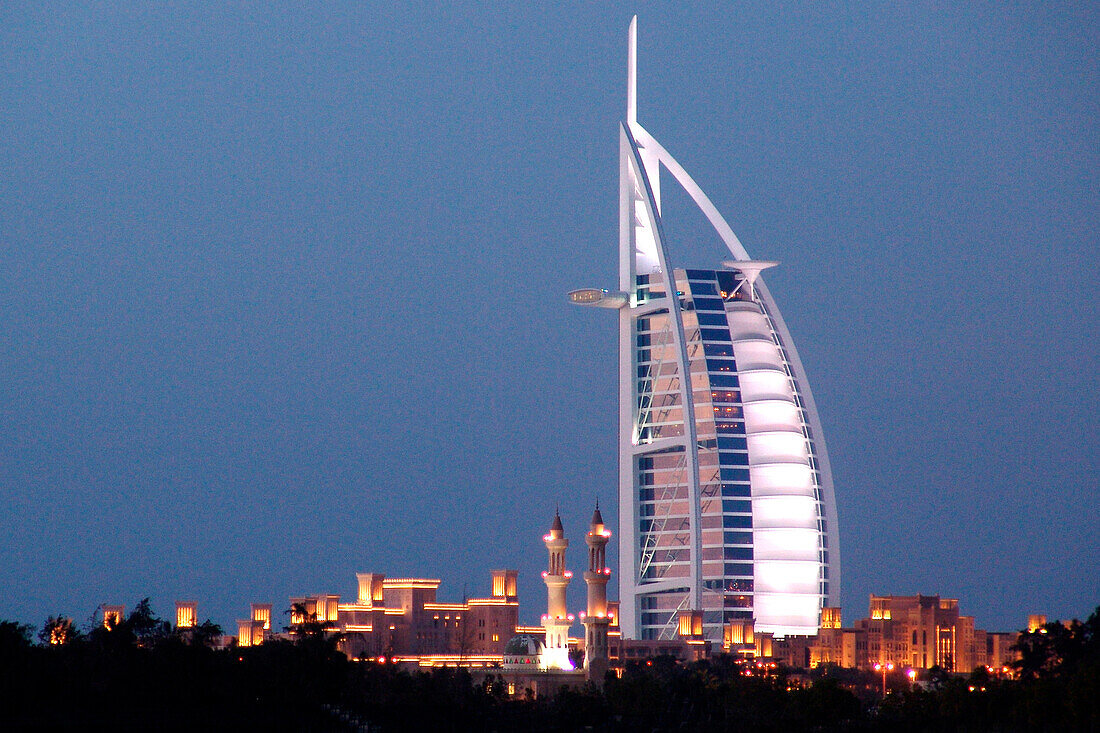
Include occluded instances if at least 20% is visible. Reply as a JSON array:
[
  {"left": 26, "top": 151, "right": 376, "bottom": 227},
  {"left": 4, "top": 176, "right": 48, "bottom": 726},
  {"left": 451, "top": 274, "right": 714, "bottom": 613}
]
[{"left": 570, "top": 18, "right": 840, "bottom": 641}]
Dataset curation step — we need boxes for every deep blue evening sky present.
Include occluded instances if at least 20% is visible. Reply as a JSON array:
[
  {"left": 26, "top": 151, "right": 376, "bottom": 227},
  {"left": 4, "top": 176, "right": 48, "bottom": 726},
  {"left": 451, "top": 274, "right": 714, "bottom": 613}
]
[{"left": 1, "top": 4, "right": 1096, "bottom": 633}]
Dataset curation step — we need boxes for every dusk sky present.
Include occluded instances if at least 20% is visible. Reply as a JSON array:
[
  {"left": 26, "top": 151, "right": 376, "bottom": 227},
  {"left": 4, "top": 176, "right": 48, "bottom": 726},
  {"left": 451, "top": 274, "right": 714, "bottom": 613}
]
[{"left": 1, "top": 4, "right": 1096, "bottom": 633}]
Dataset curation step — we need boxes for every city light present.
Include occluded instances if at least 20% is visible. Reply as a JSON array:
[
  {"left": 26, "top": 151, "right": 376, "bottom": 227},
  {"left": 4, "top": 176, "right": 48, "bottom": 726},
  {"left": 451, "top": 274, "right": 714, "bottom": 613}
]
[{"left": 874, "top": 662, "right": 895, "bottom": 696}]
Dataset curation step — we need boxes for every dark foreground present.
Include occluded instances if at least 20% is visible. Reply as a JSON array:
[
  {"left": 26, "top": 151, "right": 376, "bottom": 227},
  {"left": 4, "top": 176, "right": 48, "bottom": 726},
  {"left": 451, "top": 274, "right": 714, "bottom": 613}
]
[{"left": 1, "top": 603, "right": 1097, "bottom": 731}]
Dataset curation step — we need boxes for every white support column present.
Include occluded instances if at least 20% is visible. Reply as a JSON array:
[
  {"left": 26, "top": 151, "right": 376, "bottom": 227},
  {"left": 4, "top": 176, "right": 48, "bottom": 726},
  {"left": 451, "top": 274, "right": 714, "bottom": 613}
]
[{"left": 622, "top": 123, "right": 704, "bottom": 617}]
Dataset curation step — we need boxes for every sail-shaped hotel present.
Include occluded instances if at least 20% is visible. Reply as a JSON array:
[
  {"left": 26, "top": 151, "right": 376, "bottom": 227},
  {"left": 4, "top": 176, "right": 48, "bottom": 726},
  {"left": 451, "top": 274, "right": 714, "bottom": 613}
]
[{"left": 570, "top": 19, "right": 840, "bottom": 641}]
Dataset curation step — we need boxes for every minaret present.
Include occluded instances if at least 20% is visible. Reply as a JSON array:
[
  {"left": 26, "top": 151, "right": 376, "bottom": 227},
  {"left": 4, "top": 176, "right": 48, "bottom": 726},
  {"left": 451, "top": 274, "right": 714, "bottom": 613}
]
[
  {"left": 582, "top": 504, "right": 612, "bottom": 681},
  {"left": 541, "top": 512, "right": 574, "bottom": 670}
]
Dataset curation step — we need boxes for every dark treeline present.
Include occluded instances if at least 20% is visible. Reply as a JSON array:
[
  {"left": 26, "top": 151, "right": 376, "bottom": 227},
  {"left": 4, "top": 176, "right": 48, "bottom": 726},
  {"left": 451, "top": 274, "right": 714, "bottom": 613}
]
[{"left": 1, "top": 602, "right": 1097, "bottom": 731}]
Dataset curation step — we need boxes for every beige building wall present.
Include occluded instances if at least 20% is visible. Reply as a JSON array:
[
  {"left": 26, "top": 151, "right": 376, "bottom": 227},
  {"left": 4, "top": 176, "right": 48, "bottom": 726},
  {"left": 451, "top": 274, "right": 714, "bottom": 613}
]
[
  {"left": 322, "top": 572, "right": 520, "bottom": 661},
  {"left": 772, "top": 595, "right": 1026, "bottom": 673}
]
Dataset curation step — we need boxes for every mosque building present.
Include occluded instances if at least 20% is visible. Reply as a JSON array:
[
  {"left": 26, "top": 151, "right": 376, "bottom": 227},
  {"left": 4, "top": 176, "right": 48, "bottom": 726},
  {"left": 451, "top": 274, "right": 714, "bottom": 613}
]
[{"left": 492, "top": 507, "right": 616, "bottom": 694}]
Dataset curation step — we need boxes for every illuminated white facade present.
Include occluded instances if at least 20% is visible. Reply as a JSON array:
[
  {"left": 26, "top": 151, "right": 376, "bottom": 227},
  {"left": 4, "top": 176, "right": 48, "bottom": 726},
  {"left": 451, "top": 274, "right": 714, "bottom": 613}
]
[{"left": 571, "top": 19, "right": 840, "bottom": 640}]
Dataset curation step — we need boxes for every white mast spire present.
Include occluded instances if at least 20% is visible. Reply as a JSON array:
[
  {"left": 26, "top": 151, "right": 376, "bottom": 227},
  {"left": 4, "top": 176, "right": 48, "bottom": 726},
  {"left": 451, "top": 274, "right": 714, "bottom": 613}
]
[{"left": 627, "top": 16, "right": 638, "bottom": 125}]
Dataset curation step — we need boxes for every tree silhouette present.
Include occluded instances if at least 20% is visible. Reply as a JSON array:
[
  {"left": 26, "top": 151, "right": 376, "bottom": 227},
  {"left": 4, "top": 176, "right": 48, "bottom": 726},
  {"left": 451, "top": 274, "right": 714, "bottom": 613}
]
[
  {"left": 0, "top": 620, "right": 33, "bottom": 653},
  {"left": 39, "top": 615, "right": 79, "bottom": 646},
  {"left": 286, "top": 603, "right": 343, "bottom": 655},
  {"left": 0, "top": 603, "right": 1097, "bottom": 730},
  {"left": 1012, "top": 611, "right": 1096, "bottom": 680},
  {"left": 127, "top": 597, "right": 171, "bottom": 647},
  {"left": 186, "top": 619, "right": 223, "bottom": 649}
]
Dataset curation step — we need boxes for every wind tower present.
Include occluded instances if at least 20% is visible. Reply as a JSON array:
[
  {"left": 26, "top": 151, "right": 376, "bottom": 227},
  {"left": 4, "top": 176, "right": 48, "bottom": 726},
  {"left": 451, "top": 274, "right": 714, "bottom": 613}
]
[
  {"left": 541, "top": 512, "right": 574, "bottom": 670},
  {"left": 582, "top": 504, "right": 612, "bottom": 682}
]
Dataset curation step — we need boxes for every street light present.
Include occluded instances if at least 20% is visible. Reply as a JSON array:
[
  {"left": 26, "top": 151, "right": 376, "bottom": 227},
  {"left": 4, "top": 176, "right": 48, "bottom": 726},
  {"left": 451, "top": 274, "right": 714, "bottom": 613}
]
[{"left": 873, "top": 662, "right": 895, "bottom": 696}]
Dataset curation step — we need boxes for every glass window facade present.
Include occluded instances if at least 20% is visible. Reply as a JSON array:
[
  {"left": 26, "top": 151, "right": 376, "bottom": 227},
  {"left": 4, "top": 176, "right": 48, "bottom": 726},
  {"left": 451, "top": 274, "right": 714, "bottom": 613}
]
[{"left": 629, "top": 269, "right": 832, "bottom": 640}]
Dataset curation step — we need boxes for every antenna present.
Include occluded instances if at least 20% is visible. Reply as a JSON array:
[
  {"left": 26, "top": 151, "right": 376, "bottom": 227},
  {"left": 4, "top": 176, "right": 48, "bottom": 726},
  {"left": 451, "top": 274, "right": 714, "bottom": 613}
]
[{"left": 627, "top": 16, "right": 638, "bottom": 124}]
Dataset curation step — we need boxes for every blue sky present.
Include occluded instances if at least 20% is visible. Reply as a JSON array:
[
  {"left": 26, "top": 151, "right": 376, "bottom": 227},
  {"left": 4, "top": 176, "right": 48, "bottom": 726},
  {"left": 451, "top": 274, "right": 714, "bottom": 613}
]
[{"left": 1, "top": 3, "right": 1096, "bottom": 632}]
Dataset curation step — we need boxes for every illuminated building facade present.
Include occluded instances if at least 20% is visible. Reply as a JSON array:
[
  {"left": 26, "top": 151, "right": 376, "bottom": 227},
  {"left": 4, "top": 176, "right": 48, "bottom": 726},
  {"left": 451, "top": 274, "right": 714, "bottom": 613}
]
[
  {"left": 175, "top": 601, "right": 197, "bottom": 629},
  {"left": 770, "top": 595, "right": 1020, "bottom": 673},
  {"left": 102, "top": 605, "right": 124, "bottom": 628},
  {"left": 236, "top": 603, "right": 271, "bottom": 647},
  {"left": 570, "top": 18, "right": 840, "bottom": 640},
  {"left": 282, "top": 570, "right": 520, "bottom": 662},
  {"left": 855, "top": 594, "right": 1000, "bottom": 673}
]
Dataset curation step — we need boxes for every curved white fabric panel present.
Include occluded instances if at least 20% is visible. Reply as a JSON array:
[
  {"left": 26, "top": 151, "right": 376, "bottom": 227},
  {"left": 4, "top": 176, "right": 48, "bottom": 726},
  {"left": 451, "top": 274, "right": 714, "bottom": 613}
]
[
  {"left": 753, "top": 527, "right": 820, "bottom": 554},
  {"left": 754, "top": 590, "right": 821, "bottom": 635},
  {"left": 729, "top": 340, "right": 785, "bottom": 372},
  {"left": 746, "top": 432, "right": 808, "bottom": 465},
  {"left": 743, "top": 400, "right": 802, "bottom": 433},
  {"left": 724, "top": 307, "right": 773, "bottom": 340},
  {"left": 754, "top": 562, "right": 821, "bottom": 594},
  {"left": 749, "top": 463, "right": 814, "bottom": 495},
  {"left": 739, "top": 371, "right": 797, "bottom": 403},
  {"left": 752, "top": 501, "right": 818, "bottom": 532}
]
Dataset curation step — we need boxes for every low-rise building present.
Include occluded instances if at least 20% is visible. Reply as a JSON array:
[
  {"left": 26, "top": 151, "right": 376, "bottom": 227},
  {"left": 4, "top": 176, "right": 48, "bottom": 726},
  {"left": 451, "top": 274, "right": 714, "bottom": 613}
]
[
  {"left": 284, "top": 570, "right": 520, "bottom": 661},
  {"left": 770, "top": 596, "right": 1022, "bottom": 673}
]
